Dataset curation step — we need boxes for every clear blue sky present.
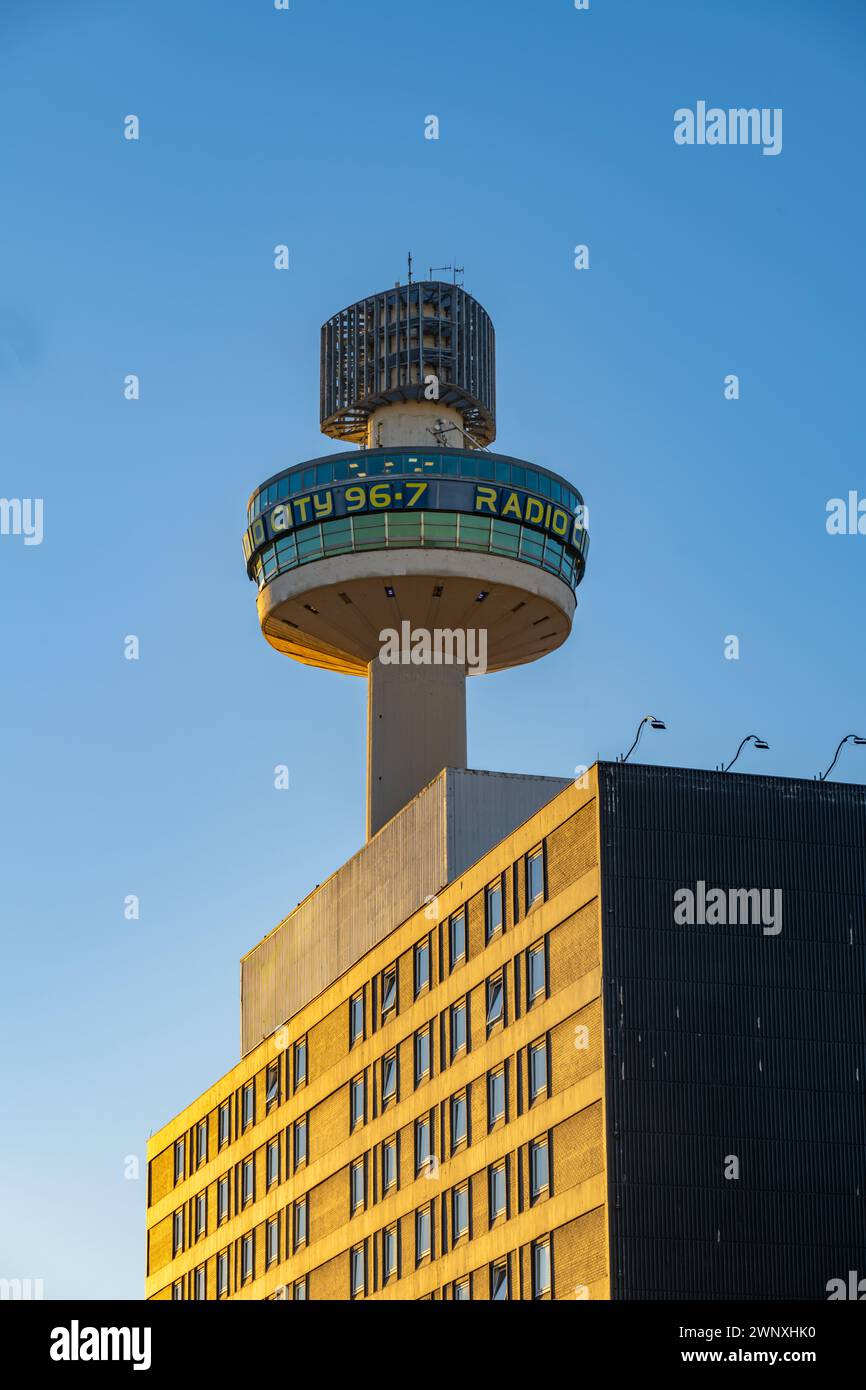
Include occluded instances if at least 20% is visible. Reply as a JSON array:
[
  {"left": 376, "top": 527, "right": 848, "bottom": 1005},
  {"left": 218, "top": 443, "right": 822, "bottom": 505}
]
[{"left": 1, "top": 0, "right": 863, "bottom": 1300}]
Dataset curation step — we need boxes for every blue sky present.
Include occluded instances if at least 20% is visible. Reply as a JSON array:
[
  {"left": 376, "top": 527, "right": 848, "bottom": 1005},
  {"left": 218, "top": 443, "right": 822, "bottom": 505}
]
[{"left": 1, "top": 0, "right": 863, "bottom": 1299}]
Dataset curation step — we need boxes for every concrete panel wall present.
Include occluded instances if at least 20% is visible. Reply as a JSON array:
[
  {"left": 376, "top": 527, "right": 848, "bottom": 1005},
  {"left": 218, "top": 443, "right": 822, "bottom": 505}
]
[{"left": 240, "top": 769, "right": 570, "bottom": 1056}]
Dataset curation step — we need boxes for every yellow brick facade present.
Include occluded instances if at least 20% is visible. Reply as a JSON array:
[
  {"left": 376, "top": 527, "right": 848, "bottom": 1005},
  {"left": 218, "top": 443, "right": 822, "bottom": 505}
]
[{"left": 145, "top": 769, "right": 609, "bottom": 1301}]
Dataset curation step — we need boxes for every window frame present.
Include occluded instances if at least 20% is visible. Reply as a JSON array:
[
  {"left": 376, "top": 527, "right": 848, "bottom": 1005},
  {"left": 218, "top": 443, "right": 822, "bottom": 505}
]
[
  {"left": 382, "top": 1136, "right": 397, "bottom": 1193},
  {"left": 414, "top": 936, "right": 431, "bottom": 997},
  {"left": 414, "top": 1023, "right": 432, "bottom": 1084},
  {"left": 451, "top": 1090, "right": 468, "bottom": 1151},
  {"left": 294, "top": 1037, "right": 308, "bottom": 1089},
  {"left": 450, "top": 998, "right": 467, "bottom": 1059},
  {"left": 529, "top": 1038, "right": 549, "bottom": 1103},
  {"left": 452, "top": 1182, "right": 470, "bottom": 1240},
  {"left": 294, "top": 1114, "right": 308, "bottom": 1168},
  {"left": 485, "top": 878, "right": 504, "bottom": 941},
  {"left": 415, "top": 1204, "right": 432, "bottom": 1263},
  {"left": 526, "top": 847, "right": 545, "bottom": 908},
  {"left": 527, "top": 940, "right": 546, "bottom": 1003},
  {"left": 242, "top": 1081, "right": 255, "bottom": 1132},
  {"left": 349, "top": 991, "right": 364, "bottom": 1047},
  {"left": 350, "top": 1156, "right": 366, "bottom": 1216},
  {"left": 350, "top": 1074, "right": 366, "bottom": 1130},
  {"left": 449, "top": 909, "right": 467, "bottom": 970},
  {"left": 487, "top": 1066, "right": 506, "bottom": 1127},
  {"left": 381, "top": 963, "right": 398, "bottom": 1020},
  {"left": 242, "top": 1156, "right": 255, "bottom": 1207},
  {"left": 489, "top": 1161, "right": 507, "bottom": 1220},
  {"left": 529, "top": 1136, "right": 550, "bottom": 1200},
  {"left": 351, "top": 1244, "right": 366, "bottom": 1299},
  {"left": 266, "top": 1215, "right": 280, "bottom": 1268},
  {"left": 266, "top": 1136, "right": 280, "bottom": 1189},
  {"left": 486, "top": 972, "right": 504, "bottom": 1033},
  {"left": 491, "top": 1257, "right": 509, "bottom": 1301},
  {"left": 241, "top": 1232, "right": 254, "bottom": 1284},
  {"left": 532, "top": 1238, "right": 552, "bottom": 1297}
]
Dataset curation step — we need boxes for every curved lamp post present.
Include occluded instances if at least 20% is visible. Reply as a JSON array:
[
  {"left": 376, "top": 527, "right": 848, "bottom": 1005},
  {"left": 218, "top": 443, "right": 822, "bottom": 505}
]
[
  {"left": 619, "top": 715, "right": 666, "bottom": 764},
  {"left": 819, "top": 734, "right": 866, "bottom": 781},
  {"left": 720, "top": 734, "right": 769, "bottom": 773}
]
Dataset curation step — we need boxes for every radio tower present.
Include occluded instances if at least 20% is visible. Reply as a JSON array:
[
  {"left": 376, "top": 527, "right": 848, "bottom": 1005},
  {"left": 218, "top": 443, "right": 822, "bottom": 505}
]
[{"left": 242, "top": 275, "right": 589, "bottom": 837}]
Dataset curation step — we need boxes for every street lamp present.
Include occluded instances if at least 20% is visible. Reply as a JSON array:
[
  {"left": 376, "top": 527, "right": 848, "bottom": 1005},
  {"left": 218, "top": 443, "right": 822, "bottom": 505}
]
[
  {"left": 619, "top": 715, "right": 666, "bottom": 764},
  {"left": 818, "top": 734, "right": 866, "bottom": 781},
  {"left": 719, "top": 734, "right": 769, "bottom": 773}
]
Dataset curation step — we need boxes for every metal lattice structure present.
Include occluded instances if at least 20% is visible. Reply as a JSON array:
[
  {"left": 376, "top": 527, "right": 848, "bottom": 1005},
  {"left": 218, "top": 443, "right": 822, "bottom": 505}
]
[{"left": 320, "top": 280, "right": 496, "bottom": 445}]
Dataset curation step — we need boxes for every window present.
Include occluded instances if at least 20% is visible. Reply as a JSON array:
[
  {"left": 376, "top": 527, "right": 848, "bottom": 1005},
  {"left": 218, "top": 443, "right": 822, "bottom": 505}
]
[
  {"left": 266, "top": 1062, "right": 280, "bottom": 1110},
  {"left": 172, "top": 1281, "right": 183, "bottom": 1301},
  {"left": 526, "top": 848, "right": 544, "bottom": 907},
  {"left": 381, "top": 1052, "right": 397, "bottom": 1104},
  {"left": 217, "top": 1175, "right": 229, "bottom": 1224},
  {"left": 414, "top": 937, "right": 431, "bottom": 995},
  {"left": 241, "top": 1233, "right": 254, "bottom": 1283},
  {"left": 194, "top": 1265, "right": 205, "bottom": 1301},
  {"left": 294, "top": 1277, "right": 308, "bottom": 1301},
  {"left": 449, "top": 910, "right": 466, "bottom": 969},
  {"left": 486, "top": 973, "right": 504, "bottom": 1032},
  {"left": 485, "top": 879, "right": 503, "bottom": 940},
  {"left": 217, "top": 1251, "right": 228, "bottom": 1298},
  {"left": 218, "top": 1102, "right": 230, "bottom": 1149},
  {"left": 351, "top": 1158, "right": 365, "bottom": 1215},
  {"left": 349, "top": 992, "right": 364, "bottom": 1046},
  {"left": 383, "top": 1225, "right": 398, "bottom": 1281},
  {"left": 530, "top": 1137, "right": 550, "bottom": 1199},
  {"left": 294, "top": 1195, "right": 308, "bottom": 1250},
  {"left": 529, "top": 1039, "right": 548, "bottom": 1102},
  {"left": 351, "top": 1075, "right": 365, "bottom": 1129},
  {"left": 416, "top": 1205, "right": 432, "bottom": 1261},
  {"left": 451, "top": 999, "right": 467, "bottom": 1058},
  {"left": 415, "top": 1115, "right": 432, "bottom": 1174},
  {"left": 451, "top": 1091, "right": 468, "bottom": 1150},
  {"left": 414, "top": 1025, "right": 431, "bottom": 1084},
  {"left": 294, "top": 1038, "right": 307, "bottom": 1088},
  {"left": 527, "top": 942, "right": 546, "bottom": 1002},
  {"left": 196, "top": 1119, "right": 207, "bottom": 1168},
  {"left": 382, "top": 1137, "right": 397, "bottom": 1192},
  {"left": 488, "top": 1067, "right": 506, "bottom": 1126},
  {"left": 195, "top": 1192, "right": 206, "bottom": 1238},
  {"left": 266, "top": 1217, "right": 279, "bottom": 1267},
  {"left": 174, "top": 1138, "right": 185, "bottom": 1185},
  {"left": 242, "top": 1082, "right": 254, "bottom": 1131},
  {"left": 351, "top": 1245, "right": 366, "bottom": 1298},
  {"left": 533, "top": 1238, "right": 551, "bottom": 1297},
  {"left": 491, "top": 1258, "right": 509, "bottom": 1301},
  {"left": 452, "top": 1183, "right": 469, "bottom": 1239},
  {"left": 242, "top": 1157, "right": 254, "bottom": 1206},
  {"left": 267, "top": 1137, "right": 280, "bottom": 1189},
  {"left": 172, "top": 1209, "right": 184, "bottom": 1256},
  {"left": 294, "top": 1116, "right": 308, "bottom": 1167},
  {"left": 381, "top": 964, "right": 397, "bottom": 1019},
  {"left": 490, "top": 1162, "right": 507, "bottom": 1219},
  {"left": 454, "top": 1277, "right": 471, "bottom": 1301}
]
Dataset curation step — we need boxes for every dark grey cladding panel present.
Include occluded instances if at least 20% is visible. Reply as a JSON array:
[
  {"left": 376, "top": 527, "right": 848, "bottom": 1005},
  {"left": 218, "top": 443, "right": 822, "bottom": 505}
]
[{"left": 598, "top": 761, "right": 866, "bottom": 1301}]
